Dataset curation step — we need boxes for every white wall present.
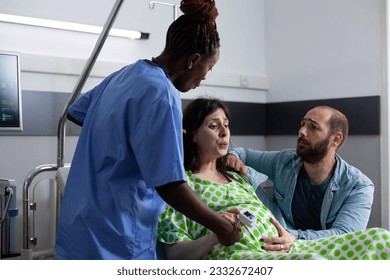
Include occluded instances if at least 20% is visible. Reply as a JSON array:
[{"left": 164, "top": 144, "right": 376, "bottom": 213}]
[
  {"left": 0, "top": 0, "right": 268, "bottom": 102},
  {"left": 265, "top": 0, "right": 385, "bottom": 102}
]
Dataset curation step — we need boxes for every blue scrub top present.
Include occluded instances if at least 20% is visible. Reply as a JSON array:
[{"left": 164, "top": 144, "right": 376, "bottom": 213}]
[{"left": 56, "top": 60, "right": 186, "bottom": 260}]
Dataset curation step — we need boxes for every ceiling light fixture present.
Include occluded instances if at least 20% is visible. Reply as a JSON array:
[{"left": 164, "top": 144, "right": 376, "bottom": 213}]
[{"left": 0, "top": 13, "right": 149, "bottom": 40}]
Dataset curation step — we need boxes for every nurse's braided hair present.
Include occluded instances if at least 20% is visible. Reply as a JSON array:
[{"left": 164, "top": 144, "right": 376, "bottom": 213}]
[{"left": 163, "top": 0, "right": 220, "bottom": 57}]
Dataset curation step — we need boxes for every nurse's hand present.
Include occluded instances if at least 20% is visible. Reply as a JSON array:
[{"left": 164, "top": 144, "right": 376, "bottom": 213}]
[
  {"left": 215, "top": 208, "right": 243, "bottom": 246},
  {"left": 227, "top": 154, "right": 248, "bottom": 177},
  {"left": 219, "top": 209, "right": 241, "bottom": 232}
]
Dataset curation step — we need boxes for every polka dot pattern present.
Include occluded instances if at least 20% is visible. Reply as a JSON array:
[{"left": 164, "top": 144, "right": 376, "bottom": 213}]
[{"left": 158, "top": 171, "right": 390, "bottom": 260}]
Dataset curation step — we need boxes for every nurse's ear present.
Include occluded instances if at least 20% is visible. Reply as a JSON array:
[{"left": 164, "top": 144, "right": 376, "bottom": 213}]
[{"left": 187, "top": 53, "right": 201, "bottom": 69}]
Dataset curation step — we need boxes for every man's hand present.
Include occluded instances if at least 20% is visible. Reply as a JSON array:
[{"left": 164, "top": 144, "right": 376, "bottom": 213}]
[
  {"left": 227, "top": 154, "right": 248, "bottom": 177},
  {"left": 262, "top": 218, "right": 295, "bottom": 252}
]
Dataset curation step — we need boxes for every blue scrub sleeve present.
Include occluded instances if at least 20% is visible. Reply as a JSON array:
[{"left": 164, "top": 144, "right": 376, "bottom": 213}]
[
  {"left": 130, "top": 98, "right": 186, "bottom": 188},
  {"left": 68, "top": 72, "right": 116, "bottom": 124}
]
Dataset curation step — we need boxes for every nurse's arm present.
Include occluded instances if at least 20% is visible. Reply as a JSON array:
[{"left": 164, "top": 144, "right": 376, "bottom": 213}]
[{"left": 156, "top": 181, "right": 243, "bottom": 246}]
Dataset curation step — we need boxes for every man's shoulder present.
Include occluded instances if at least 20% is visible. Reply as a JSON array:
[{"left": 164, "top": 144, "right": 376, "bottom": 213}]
[
  {"left": 277, "top": 148, "right": 299, "bottom": 160},
  {"left": 280, "top": 148, "right": 297, "bottom": 154}
]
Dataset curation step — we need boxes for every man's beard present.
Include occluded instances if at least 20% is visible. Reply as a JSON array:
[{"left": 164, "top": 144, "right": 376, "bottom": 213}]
[{"left": 296, "top": 135, "right": 331, "bottom": 164}]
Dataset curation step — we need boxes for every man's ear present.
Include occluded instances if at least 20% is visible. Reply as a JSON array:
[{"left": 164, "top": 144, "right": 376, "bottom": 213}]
[{"left": 331, "top": 131, "right": 343, "bottom": 148}]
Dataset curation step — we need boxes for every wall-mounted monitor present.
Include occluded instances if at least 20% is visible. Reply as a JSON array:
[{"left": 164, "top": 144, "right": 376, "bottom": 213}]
[{"left": 0, "top": 51, "right": 22, "bottom": 131}]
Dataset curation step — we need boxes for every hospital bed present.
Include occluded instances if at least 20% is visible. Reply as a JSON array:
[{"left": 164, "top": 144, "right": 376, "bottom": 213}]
[{"left": 0, "top": 179, "right": 18, "bottom": 259}]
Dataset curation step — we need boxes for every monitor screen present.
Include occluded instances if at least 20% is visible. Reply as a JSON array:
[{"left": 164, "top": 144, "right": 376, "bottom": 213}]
[{"left": 0, "top": 51, "right": 22, "bottom": 131}]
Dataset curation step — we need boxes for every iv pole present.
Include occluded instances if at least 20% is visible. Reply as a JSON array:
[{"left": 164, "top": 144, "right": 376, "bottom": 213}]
[
  {"left": 57, "top": 0, "right": 126, "bottom": 168},
  {"left": 149, "top": 1, "right": 180, "bottom": 21}
]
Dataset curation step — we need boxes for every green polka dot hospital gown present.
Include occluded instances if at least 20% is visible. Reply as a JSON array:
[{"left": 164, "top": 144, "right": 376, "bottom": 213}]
[{"left": 158, "top": 171, "right": 390, "bottom": 260}]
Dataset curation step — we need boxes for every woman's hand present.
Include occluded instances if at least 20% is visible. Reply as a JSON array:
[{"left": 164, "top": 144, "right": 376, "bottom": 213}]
[{"left": 262, "top": 218, "right": 295, "bottom": 252}]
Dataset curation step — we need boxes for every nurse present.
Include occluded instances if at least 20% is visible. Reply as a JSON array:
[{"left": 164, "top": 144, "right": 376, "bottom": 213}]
[{"left": 55, "top": 0, "right": 242, "bottom": 260}]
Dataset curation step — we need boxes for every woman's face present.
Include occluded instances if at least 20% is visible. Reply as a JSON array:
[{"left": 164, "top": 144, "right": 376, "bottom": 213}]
[
  {"left": 174, "top": 49, "right": 220, "bottom": 92},
  {"left": 192, "top": 108, "right": 230, "bottom": 161}
]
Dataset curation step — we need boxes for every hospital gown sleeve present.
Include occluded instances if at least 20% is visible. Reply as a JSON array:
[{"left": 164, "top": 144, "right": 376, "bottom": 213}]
[{"left": 158, "top": 204, "right": 195, "bottom": 244}]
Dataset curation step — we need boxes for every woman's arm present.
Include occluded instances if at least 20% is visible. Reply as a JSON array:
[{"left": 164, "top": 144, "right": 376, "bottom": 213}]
[
  {"left": 164, "top": 234, "right": 219, "bottom": 260},
  {"left": 161, "top": 210, "right": 240, "bottom": 260},
  {"left": 157, "top": 182, "right": 242, "bottom": 246}
]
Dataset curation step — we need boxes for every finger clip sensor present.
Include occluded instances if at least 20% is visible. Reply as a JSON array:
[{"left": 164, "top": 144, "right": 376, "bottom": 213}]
[{"left": 239, "top": 210, "right": 255, "bottom": 227}]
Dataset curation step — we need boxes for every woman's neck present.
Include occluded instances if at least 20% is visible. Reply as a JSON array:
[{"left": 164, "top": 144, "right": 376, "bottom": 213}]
[{"left": 194, "top": 161, "right": 230, "bottom": 184}]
